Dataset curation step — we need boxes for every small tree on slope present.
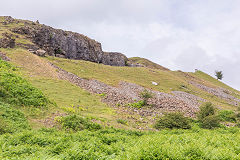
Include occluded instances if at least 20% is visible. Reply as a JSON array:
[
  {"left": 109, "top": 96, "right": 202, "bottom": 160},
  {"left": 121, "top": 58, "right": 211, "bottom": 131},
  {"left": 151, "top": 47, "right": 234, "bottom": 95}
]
[{"left": 215, "top": 70, "right": 223, "bottom": 80}]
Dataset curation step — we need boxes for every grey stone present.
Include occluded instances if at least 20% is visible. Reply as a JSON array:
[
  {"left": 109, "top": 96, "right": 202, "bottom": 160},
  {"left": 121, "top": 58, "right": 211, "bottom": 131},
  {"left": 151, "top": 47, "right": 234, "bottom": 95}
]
[
  {"left": 11, "top": 24, "right": 128, "bottom": 66},
  {"left": 0, "top": 34, "right": 15, "bottom": 48},
  {"left": 102, "top": 52, "right": 128, "bottom": 66},
  {"left": 35, "top": 49, "right": 46, "bottom": 57}
]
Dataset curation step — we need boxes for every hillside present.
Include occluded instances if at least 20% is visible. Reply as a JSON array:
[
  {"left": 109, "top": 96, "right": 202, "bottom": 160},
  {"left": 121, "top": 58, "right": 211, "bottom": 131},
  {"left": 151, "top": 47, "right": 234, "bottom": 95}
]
[{"left": 1, "top": 16, "right": 240, "bottom": 159}]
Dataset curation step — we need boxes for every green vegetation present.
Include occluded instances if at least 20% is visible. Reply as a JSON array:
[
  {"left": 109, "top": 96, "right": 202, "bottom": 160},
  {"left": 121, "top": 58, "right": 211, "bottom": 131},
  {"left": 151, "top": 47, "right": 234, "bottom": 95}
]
[
  {"left": 215, "top": 70, "right": 223, "bottom": 80},
  {"left": 129, "top": 90, "right": 153, "bottom": 108},
  {"left": 200, "top": 115, "right": 220, "bottom": 129},
  {"left": 1, "top": 127, "right": 240, "bottom": 159},
  {"left": 218, "top": 110, "right": 236, "bottom": 122},
  {"left": 0, "top": 59, "right": 49, "bottom": 107},
  {"left": 46, "top": 56, "right": 188, "bottom": 92},
  {"left": 2, "top": 18, "right": 240, "bottom": 159},
  {"left": 117, "top": 119, "right": 128, "bottom": 125},
  {"left": 198, "top": 102, "right": 220, "bottom": 129},
  {"left": 140, "top": 89, "right": 153, "bottom": 105},
  {"left": 197, "top": 102, "right": 215, "bottom": 120},
  {"left": 59, "top": 114, "right": 102, "bottom": 131},
  {"left": 0, "top": 102, "right": 30, "bottom": 134},
  {"left": 154, "top": 112, "right": 191, "bottom": 129},
  {"left": 127, "top": 57, "right": 169, "bottom": 70},
  {"left": 129, "top": 100, "right": 145, "bottom": 109}
]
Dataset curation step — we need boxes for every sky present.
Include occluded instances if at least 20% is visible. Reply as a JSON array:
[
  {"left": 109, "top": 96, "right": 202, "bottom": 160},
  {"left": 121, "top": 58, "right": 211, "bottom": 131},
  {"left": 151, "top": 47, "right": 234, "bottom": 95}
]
[{"left": 1, "top": 0, "right": 240, "bottom": 90}]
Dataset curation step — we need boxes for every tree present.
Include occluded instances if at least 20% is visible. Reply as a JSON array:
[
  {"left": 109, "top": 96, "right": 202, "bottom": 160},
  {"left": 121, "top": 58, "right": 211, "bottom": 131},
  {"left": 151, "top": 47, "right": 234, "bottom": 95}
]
[{"left": 215, "top": 70, "right": 223, "bottom": 80}]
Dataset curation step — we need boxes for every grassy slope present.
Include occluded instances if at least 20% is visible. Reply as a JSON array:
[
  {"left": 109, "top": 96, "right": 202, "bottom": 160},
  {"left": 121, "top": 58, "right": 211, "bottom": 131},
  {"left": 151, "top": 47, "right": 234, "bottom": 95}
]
[
  {"left": 0, "top": 48, "right": 137, "bottom": 129},
  {"left": 128, "top": 57, "right": 170, "bottom": 70},
  {"left": 2, "top": 16, "right": 239, "bottom": 111},
  {"left": 47, "top": 56, "right": 240, "bottom": 110},
  {"left": 2, "top": 17, "right": 240, "bottom": 159}
]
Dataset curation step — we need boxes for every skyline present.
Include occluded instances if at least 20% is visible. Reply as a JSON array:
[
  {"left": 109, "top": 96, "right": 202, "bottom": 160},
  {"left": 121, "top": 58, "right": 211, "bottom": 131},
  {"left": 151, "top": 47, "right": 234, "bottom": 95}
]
[{"left": 1, "top": 0, "right": 240, "bottom": 89}]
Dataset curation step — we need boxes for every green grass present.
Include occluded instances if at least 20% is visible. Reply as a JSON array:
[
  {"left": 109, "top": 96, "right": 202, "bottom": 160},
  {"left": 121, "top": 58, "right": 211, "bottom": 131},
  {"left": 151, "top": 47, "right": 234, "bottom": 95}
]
[
  {"left": 1, "top": 127, "right": 240, "bottom": 159},
  {"left": 2, "top": 17, "right": 240, "bottom": 159},
  {"left": 0, "top": 58, "right": 49, "bottom": 107},
  {"left": 0, "top": 102, "right": 30, "bottom": 134},
  {"left": 128, "top": 57, "right": 170, "bottom": 70},
  {"left": 46, "top": 56, "right": 189, "bottom": 92},
  {"left": 29, "top": 78, "right": 115, "bottom": 120}
]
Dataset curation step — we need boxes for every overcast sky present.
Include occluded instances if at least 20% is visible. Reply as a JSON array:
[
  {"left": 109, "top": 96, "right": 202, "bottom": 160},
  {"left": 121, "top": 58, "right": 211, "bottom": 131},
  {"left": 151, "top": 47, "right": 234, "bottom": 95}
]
[{"left": 1, "top": 0, "right": 240, "bottom": 90}]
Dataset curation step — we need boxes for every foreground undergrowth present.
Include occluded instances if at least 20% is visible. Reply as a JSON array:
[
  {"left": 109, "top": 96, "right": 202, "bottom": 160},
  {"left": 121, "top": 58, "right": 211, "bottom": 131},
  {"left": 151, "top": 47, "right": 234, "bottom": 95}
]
[{"left": 1, "top": 127, "right": 240, "bottom": 159}]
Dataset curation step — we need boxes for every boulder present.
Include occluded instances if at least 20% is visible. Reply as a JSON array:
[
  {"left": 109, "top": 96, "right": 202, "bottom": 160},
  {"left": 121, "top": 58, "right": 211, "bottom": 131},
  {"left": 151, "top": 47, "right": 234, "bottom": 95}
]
[
  {"left": 35, "top": 49, "right": 46, "bottom": 57},
  {"left": 2, "top": 16, "right": 15, "bottom": 25},
  {"left": 0, "top": 37, "right": 15, "bottom": 48},
  {"left": 102, "top": 52, "right": 127, "bottom": 66}
]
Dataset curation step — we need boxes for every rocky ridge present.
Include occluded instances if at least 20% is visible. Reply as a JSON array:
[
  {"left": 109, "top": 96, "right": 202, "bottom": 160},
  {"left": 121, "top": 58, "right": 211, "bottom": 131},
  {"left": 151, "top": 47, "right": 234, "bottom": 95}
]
[{"left": 1, "top": 16, "right": 127, "bottom": 66}]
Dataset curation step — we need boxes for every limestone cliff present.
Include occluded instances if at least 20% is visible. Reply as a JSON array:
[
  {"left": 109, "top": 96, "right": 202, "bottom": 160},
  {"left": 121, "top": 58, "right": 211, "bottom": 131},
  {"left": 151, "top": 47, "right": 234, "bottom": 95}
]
[{"left": 5, "top": 16, "right": 127, "bottom": 66}]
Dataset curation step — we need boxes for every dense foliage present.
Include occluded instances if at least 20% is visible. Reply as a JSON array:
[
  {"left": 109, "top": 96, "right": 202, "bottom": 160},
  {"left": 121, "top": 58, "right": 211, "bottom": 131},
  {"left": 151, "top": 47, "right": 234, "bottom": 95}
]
[
  {"left": 0, "top": 59, "right": 49, "bottom": 107},
  {"left": 60, "top": 114, "right": 102, "bottom": 131},
  {"left": 1, "top": 127, "right": 240, "bottom": 159},
  {"left": 0, "top": 102, "right": 30, "bottom": 134},
  {"left": 154, "top": 112, "right": 191, "bottom": 129},
  {"left": 197, "top": 102, "right": 220, "bottom": 129},
  {"left": 218, "top": 110, "right": 236, "bottom": 122}
]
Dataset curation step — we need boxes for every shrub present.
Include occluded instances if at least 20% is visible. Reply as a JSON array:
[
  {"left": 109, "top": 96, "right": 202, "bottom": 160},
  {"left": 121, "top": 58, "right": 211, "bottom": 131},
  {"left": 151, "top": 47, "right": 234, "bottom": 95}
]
[
  {"left": 218, "top": 110, "right": 236, "bottom": 122},
  {"left": 129, "top": 100, "right": 145, "bottom": 108},
  {"left": 154, "top": 112, "right": 191, "bottom": 129},
  {"left": 197, "top": 102, "right": 220, "bottom": 129},
  {"left": 197, "top": 102, "right": 215, "bottom": 120},
  {"left": 200, "top": 115, "right": 220, "bottom": 129},
  {"left": 117, "top": 119, "right": 128, "bottom": 125},
  {"left": 215, "top": 70, "right": 223, "bottom": 80},
  {"left": 60, "top": 115, "right": 102, "bottom": 131},
  {"left": 140, "top": 89, "right": 153, "bottom": 105}
]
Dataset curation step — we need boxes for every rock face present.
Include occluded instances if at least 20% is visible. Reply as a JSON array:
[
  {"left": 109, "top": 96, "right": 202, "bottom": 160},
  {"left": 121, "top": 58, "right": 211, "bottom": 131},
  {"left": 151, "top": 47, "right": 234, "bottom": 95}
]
[
  {"left": 102, "top": 52, "right": 127, "bottom": 66},
  {"left": 1, "top": 16, "right": 15, "bottom": 25},
  {"left": 11, "top": 23, "right": 127, "bottom": 66},
  {"left": 0, "top": 33, "right": 15, "bottom": 48}
]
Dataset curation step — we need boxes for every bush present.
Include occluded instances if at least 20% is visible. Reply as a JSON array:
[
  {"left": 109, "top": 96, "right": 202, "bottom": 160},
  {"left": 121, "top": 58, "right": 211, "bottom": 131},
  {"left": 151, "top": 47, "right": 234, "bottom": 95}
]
[
  {"left": 197, "top": 102, "right": 215, "bottom": 120},
  {"left": 154, "top": 112, "right": 191, "bottom": 129},
  {"left": 60, "top": 115, "right": 102, "bottom": 131},
  {"left": 140, "top": 89, "right": 153, "bottom": 105},
  {"left": 218, "top": 110, "right": 236, "bottom": 122},
  {"left": 129, "top": 100, "right": 145, "bottom": 108},
  {"left": 117, "top": 119, "right": 128, "bottom": 125},
  {"left": 200, "top": 115, "right": 220, "bottom": 129},
  {"left": 197, "top": 102, "right": 220, "bottom": 129}
]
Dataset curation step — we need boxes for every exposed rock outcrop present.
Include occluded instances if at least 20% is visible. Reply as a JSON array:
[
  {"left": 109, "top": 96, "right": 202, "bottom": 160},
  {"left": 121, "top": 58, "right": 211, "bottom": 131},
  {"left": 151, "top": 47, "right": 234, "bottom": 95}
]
[
  {"left": 1, "top": 16, "right": 15, "bottom": 25},
  {"left": 102, "top": 52, "right": 127, "bottom": 66},
  {"left": 0, "top": 33, "right": 15, "bottom": 48},
  {"left": 11, "top": 21, "right": 128, "bottom": 66}
]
